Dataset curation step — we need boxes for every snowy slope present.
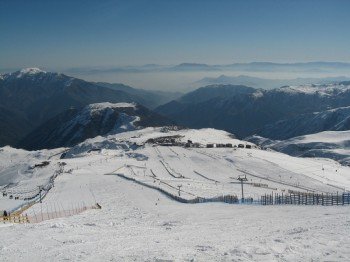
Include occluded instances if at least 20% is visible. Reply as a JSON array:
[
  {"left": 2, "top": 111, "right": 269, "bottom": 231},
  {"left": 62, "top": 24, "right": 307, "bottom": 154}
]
[
  {"left": 2, "top": 127, "right": 350, "bottom": 212},
  {"left": 2, "top": 177, "right": 350, "bottom": 261},
  {"left": 1, "top": 127, "right": 350, "bottom": 260},
  {"left": 56, "top": 102, "right": 140, "bottom": 136},
  {"left": 248, "top": 130, "right": 350, "bottom": 165},
  {"left": 0, "top": 146, "right": 66, "bottom": 211},
  {"left": 59, "top": 102, "right": 139, "bottom": 135}
]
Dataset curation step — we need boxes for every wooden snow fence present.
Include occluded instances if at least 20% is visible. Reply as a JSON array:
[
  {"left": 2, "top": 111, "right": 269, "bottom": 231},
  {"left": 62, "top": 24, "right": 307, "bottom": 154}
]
[
  {"left": 261, "top": 192, "right": 350, "bottom": 206},
  {"left": 1, "top": 204, "right": 100, "bottom": 224},
  {"left": 27, "top": 205, "right": 93, "bottom": 223},
  {"left": 0, "top": 214, "right": 29, "bottom": 224}
]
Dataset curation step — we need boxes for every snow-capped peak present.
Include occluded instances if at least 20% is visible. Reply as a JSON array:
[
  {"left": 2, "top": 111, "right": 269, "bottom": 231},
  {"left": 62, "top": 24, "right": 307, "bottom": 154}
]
[
  {"left": 86, "top": 102, "right": 136, "bottom": 113},
  {"left": 20, "top": 67, "right": 45, "bottom": 74},
  {"left": 17, "top": 68, "right": 46, "bottom": 78},
  {"left": 275, "top": 83, "right": 350, "bottom": 96}
]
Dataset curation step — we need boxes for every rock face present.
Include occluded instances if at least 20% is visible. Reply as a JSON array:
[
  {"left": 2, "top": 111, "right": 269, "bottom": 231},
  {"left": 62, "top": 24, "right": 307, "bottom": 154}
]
[
  {"left": 156, "top": 83, "right": 350, "bottom": 138},
  {"left": 18, "top": 102, "right": 174, "bottom": 150}
]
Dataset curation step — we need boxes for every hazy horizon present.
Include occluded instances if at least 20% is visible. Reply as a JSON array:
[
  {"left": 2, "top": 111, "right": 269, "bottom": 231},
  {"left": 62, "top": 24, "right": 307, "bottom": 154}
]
[
  {"left": 2, "top": 61, "right": 350, "bottom": 91},
  {"left": 2, "top": 0, "right": 350, "bottom": 90}
]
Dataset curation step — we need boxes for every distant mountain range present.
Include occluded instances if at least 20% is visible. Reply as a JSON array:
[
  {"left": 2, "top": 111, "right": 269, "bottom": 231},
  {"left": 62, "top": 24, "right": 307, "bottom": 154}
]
[
  {"left": 192, "top": 75, "right": 350, "bottom": 90},
  {"left": 174, "top": 61, "right": 350, "bottom": 73},
  {"left": 0, "top": 68, "right": 178, "bottom": 147},
  {"left": 57, "top": 61, "right": 350, "bottom": 74},
  {"left": 1, "top": 67, "right": 350, "bottom": 151},
  {"left": 18, "top": 102, "right": 173, "bottom": 150},
  {"left": 156, "top": 83, "right": 350, "bottom": 138}
]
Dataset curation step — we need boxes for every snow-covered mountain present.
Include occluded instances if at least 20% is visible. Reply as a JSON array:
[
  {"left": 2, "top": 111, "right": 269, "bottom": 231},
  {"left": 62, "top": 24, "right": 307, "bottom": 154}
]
[
  {"left": 0, "top": 68, "right": 178, "bottom": 147},
  {"left": 247, "top": 130, "right": 350, "bottom": 166},
  {"left": 192, "top": 74, "right": 350, "bottom": 90},
  {"left": 18, "top": 102, "right": 174, "bottom": 150},
  {"left": 156, "top": 83, "right": 350, "bottom": 138}
]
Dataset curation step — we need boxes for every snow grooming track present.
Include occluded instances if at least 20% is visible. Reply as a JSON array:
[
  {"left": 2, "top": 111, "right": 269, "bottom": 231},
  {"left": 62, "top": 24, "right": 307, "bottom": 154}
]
[
  {"left": 167, "top": 147, "right": 180, "bottom": 158},
  {"left": 159, "top": 160, "right": 184, "bottom": 179},
  {"left": 126, "top": 165, "right": 193, "bottom": 197},
  {"left": 193, "top": 170, "right": 219, "bottom": 183},
  {"left": 150, "top": 169, "right": 157, "bottom": 178},
  {"left": 154, "top": 146, "right": 184, "bottom": 178}
]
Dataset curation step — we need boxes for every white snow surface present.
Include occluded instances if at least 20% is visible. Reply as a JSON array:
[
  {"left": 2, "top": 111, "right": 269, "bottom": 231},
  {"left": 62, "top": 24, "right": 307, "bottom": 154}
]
[
  {"left": 64, "top": 102, "right": 137, "bottom": 128},
  {"left": 1, "top": 127, "right": 350, "bottom": 261},
  {"left": 288, "top": 130, "right": 350, "bottom": 144},
  {"left": 256, "top": 130, "right": 350, "bottom": 165},
  {"left": 17, "top": 68, "right": 46, "bottom": 77},
  {"left": 54, "top": 103, "right": 140, "bottom": 144},
  {"left": 276, "top": 83, "right": 350, "bottom": 96},
  {"left": 86, "top": 102, "right": 136, "bottom": 112}
]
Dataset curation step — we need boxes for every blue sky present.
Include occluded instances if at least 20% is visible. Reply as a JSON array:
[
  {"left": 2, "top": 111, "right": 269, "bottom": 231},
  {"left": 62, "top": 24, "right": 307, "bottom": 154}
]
[{"left": 1, "top": 0, "right": 350, "bottom": 70}]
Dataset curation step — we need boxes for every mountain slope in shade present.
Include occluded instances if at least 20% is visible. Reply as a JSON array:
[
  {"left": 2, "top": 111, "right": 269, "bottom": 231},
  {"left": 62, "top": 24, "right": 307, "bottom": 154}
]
[
  {"left": 258, "top": 106, "right": 350, "bottom": 140},
  {"left": 18, "top": 102, "right": 174, "bottom": 150},
  {"left": 178, "top": 84, "right": 256, "bottom": 104},
  {"left": 96, "top": 82, "right": 182, "bottom": 109},
  {"left": 0, "top": 68, "right": 177, "bottom": 147},
  {"left": 156, "top": 83, "right": 350, "bottom": 138},
  {"left": 0, "top": 107, "right": 31, "bottom": 146}
]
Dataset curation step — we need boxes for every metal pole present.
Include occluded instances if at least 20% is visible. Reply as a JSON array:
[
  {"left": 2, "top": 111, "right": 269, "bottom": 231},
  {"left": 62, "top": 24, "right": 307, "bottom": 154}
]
[
  {"left": 237, "top": 175, "right": 247, "bottom": 203},
  {"left": 241, "top": 180, "right": 244, "bottom": 203}
]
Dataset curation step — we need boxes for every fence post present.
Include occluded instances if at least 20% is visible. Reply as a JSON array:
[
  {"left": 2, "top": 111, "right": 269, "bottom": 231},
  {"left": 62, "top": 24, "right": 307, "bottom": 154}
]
[
  {"left": 281, "top": 192, "right": 283, "bottom": 204},
  {"left": 336, "top": 192, "right": 339, "bottom": 205},
  {"left": 272, "top": 192, "right": 274, "bottom": 205},
  {"left": 322, "top": 193, "right": 324, "bottom": 206}
]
